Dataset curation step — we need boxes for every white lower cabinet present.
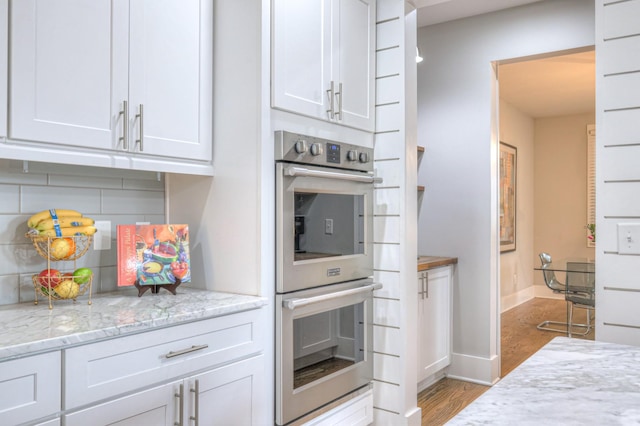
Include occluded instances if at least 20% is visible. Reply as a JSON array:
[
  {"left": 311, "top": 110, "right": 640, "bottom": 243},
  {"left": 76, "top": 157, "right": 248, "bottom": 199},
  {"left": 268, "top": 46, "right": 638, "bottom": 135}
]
[
  {"left": 417, "top": 266, "right": 453, "bottom": 385},
  {"left": 0, "top": 352, "right": 61, "bottom": 425},
  {"left": 62, "top": 308, "right": 265, "bottom": 424},
  {"left": 65, "top": 354, "right": 264, "bottom": 426}
]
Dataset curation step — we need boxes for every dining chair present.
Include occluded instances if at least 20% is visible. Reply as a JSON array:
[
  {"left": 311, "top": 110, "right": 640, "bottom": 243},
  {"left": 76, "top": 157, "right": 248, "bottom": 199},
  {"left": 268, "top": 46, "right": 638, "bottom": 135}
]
[
  {"left": 537, "top": 253, "right": 594, "bottom": 336},
  {"left": 537, "top": 252, "right": 569, "bottom": 333},
  {"left": 565, "top": 262, "right": 595, "bottom": 337}
]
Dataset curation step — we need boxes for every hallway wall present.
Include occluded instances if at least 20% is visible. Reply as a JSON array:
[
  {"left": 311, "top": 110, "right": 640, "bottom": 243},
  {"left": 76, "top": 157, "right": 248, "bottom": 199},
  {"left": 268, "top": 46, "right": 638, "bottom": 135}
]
[{"left": 499, "top": 100, "right": 535, "bottom": 311}]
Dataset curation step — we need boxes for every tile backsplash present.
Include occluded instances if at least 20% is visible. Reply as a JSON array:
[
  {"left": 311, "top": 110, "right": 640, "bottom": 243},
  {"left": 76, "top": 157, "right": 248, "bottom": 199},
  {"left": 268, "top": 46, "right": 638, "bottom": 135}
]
[{"left": 0, "top": 159, "right": 165, "bottom": 306}]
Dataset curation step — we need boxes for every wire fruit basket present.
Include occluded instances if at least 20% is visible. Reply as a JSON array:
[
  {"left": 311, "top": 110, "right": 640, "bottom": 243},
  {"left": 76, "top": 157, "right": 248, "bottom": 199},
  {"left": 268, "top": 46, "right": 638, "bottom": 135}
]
[{"left": 26, "top": 233, "right": 94, "bottom": 309}]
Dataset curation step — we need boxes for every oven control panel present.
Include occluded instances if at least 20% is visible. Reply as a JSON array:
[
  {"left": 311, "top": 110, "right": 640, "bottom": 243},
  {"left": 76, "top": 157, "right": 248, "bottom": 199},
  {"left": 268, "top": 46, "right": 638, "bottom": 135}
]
[{"left": 275, "top": 130, "right": 374, "bottom": 172}]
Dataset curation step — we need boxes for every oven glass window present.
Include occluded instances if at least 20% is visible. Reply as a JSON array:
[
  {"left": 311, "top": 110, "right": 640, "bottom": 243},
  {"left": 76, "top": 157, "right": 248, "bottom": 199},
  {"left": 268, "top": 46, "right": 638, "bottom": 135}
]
[
  {"left": 293, "top": 301, "right": 364, "bottom": 389},
  {"left": 294, "top": 192, "right": 364, "bottom": 261}
]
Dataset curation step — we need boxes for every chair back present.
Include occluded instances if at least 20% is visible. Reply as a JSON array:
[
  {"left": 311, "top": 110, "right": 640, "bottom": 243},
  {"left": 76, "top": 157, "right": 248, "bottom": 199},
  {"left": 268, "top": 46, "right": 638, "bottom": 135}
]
[{"left": 539, "top": 252, "right": 565, "bottom": 293}]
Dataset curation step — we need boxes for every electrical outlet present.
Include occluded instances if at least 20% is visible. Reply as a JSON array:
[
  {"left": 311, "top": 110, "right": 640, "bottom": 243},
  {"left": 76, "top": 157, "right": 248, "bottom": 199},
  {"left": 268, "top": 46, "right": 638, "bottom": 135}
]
[
  {"left": 93, "top": 221, "right": 111, "bottom": 250},
  {"left": 325, "top": 218, "right": 334, "bottom": 235}
]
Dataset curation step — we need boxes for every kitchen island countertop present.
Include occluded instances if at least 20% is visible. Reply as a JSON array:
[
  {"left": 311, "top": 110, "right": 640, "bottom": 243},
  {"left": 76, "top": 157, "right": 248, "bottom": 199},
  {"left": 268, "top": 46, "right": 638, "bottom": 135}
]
[
  {"left": 418, "top": 256, "right": 458, "bottom": 271},
  {"left": 0, "top": 287, "right": 267, "bottom": 361},
  {"left": 447, "top": 336, "right": 640, "bottom": 425}
]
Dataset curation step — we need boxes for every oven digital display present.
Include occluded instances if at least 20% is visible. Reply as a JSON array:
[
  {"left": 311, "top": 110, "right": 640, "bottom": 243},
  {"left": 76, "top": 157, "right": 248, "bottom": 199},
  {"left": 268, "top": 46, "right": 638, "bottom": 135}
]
[{"left": 326, "top": 143, "right": 341, "bottom": 164}]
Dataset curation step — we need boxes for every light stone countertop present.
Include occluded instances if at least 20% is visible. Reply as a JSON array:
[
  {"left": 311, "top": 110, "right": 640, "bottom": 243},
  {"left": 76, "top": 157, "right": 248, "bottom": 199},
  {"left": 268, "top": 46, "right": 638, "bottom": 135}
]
[
  {"left": 447, "top": 336, "right": 640, "bottom": 425},
  {"left": 0, "top": 287, "right": 267, "bottom": 361}
]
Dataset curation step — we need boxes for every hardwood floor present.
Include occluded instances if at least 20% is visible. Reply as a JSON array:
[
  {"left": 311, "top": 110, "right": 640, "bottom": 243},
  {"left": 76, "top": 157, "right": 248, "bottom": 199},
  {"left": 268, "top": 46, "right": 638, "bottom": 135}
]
[{"left": 418, "top": 297, "right": 594, "bottom": 425}]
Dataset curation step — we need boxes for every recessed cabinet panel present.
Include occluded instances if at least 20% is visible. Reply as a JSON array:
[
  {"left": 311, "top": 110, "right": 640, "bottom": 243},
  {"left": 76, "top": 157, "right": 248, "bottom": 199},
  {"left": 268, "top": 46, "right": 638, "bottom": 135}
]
[
  {"left": 337, "top": 0, "right": 374, "bottom": 130},
  {"left": 418, "top": 266, "right": 452, "bottom": 384},
  {"left": 64, "top": 381, "right": 179, "bottom": 426},
  {"left": 272, "top": 0, "right": 331, "bottom": 119},
  {"left": 10, "top": 0, "right": 128, "bottom": 149},
  {"left": 129, "top": 0, "right": 212, "bottom": 161},
  {"left": 0, "top": 351, "right": 61, "bottom": 425},
  {"left": 0, "top": 0, "right": 7, "bottom": 137}
]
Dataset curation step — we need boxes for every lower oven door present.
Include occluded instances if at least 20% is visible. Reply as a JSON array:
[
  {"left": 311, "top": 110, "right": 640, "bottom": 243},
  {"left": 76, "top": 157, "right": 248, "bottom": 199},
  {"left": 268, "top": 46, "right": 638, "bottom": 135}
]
[{"left": 276, "top": 279, "right": 379, "bottom": 425}]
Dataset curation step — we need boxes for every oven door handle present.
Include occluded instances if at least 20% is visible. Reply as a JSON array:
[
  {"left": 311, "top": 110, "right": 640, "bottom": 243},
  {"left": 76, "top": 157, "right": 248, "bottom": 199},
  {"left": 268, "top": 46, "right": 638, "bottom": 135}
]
[
  {"left": 284, "top": 166, "right": 383, "bottom": 184},
  {"left": 283, "top": 283, "right": 383, "bottom": 310}
]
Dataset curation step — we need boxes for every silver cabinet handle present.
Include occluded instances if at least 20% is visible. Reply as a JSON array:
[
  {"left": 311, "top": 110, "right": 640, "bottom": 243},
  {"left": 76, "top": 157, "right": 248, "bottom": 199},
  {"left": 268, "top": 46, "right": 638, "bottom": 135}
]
[
  {"left": 425, "top": 271, "right": 429, "bottom": 299},
  {"left": 135, "top": 104, "right": 144, "bottom": 151},
  {"left": 284, "top": 166, "right": 382, "bottom": 184},
  {"left": 165, "top": 344, "right": 209, "bottom": 359},
  {"left": 119, "top": 100, "right": 129, "bottom": 150},
  {"left": 284, "top": 283, "right": 382, "bottom": 310},
  {"left": 326, "top": 80, "right": 335, "bottom": 119},
  {"left": 174, "top": 383, "right": 184, "bottom": 426},
  {"left": 335, "top": 82, "right": 343, "bottom": 119},
  {"left": 190, "top": 379, "right": 200, "bottom": 426}
]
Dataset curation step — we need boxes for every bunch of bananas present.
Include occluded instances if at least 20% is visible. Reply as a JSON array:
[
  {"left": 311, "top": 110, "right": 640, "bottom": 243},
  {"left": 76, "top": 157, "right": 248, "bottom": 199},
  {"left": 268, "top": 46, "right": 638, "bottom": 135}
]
[{"left": 28, "top": 209, "right": 97, "bottom": 237}]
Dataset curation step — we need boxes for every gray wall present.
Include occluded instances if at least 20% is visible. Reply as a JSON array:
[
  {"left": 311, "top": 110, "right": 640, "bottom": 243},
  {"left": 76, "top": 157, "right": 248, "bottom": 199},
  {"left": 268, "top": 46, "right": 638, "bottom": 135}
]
[
  {"left": 0, "top": 159, "right": 164, "bottom": 305},
  {"left": 417, "top": 0, "right": 594, "bottom": 382}
]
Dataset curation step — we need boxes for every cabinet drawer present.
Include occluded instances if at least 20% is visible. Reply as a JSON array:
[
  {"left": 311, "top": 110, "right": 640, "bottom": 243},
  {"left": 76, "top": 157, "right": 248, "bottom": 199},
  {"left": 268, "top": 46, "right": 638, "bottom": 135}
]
[
  {"left": 0, "top": 351, "right": 61, "bottom": 425},
  {"left": 65, "top": 309, "right": 262, "bottom": 409}
]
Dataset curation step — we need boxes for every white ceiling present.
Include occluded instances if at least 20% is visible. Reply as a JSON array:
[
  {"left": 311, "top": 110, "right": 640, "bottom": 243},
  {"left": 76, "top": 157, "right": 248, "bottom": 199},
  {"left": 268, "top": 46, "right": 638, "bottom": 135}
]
[
  {"left": 415, "top": 0, "right": 595, "bottom": 118},
  {"left": 499, "top": 50, "right": 595, "bottom": 118},
  {"left": 415, "top": 0, "right": 543, "bottom": 27}
]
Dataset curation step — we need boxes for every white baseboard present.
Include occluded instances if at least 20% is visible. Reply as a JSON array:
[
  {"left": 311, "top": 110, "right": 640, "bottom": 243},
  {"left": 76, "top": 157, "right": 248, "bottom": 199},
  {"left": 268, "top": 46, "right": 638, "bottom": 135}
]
[
  {"left": 501, "top": 285, "right": 564, "bottom": 313},
  {"left": 417, "top": 369, "right": 447, "bottom": 393},
  {"left": 446, "top": 352, "right": 499, "bottom": 386},
  {"left": 500, "top": 286, "right": 535, "bottom": 312}
]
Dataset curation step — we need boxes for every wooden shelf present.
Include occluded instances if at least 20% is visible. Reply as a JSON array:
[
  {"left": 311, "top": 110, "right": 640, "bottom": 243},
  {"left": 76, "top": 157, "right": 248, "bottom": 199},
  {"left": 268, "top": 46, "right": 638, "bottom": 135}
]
[
  {"left": 417, "top": 185, "right": 425, "bottom": 192},
  {"left": 417, "top": 146, "right": 425, "bottom": 153}
]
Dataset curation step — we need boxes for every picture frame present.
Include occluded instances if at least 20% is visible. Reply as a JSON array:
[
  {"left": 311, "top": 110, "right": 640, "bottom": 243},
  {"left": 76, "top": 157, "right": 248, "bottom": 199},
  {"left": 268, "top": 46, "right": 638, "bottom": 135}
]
[{"left": 500, "top": 142, "right": 517, "bottom": 252}]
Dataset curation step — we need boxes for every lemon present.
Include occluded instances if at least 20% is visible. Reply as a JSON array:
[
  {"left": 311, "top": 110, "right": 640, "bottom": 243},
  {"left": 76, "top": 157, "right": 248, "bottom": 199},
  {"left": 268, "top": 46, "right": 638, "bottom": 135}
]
[{"left": 55, "top": 279, "right": 80, "bottom": 299}]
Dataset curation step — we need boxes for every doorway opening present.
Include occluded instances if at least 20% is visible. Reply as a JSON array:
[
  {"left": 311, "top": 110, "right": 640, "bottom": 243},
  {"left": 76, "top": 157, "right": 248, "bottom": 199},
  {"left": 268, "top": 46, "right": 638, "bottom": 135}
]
[{"left": 496, "top": 47, "right": 596, "bottom": 373}]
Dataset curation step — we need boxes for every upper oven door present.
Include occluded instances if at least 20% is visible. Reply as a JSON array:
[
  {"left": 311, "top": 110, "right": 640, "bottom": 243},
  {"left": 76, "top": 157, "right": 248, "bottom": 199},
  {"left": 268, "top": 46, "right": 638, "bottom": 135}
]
[{"left": 276, "top": 162, "right": 376, "bottom": 293}]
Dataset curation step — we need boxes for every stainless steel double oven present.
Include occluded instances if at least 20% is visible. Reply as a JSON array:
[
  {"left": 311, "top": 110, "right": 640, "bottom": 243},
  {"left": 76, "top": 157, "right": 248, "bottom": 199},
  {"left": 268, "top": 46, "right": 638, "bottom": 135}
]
[{"left": 275, "top": 131, "right": 381, "bottom": 425}]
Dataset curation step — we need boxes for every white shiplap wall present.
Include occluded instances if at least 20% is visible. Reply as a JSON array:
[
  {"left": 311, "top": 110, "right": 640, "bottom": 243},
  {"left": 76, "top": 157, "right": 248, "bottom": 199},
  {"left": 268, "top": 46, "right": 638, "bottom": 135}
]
[
  {"left": 596, "top": 0, "right": 640, "bottom": 344},
  {"left": 373, "top": 0, "right": 420, "bottom": 423}
]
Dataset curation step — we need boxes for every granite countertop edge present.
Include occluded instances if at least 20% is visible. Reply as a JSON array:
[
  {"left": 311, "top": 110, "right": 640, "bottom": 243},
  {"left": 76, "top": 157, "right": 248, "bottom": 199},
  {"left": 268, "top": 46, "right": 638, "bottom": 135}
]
[{"left": 0, "top": 287, "right": 267, "bottom": 362}]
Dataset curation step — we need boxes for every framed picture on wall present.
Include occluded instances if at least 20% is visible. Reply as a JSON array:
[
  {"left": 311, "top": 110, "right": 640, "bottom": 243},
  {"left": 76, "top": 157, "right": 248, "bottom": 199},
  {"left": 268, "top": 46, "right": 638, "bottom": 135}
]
[{"left": 500, "top": 142, "right": 517, "bottom": 252}]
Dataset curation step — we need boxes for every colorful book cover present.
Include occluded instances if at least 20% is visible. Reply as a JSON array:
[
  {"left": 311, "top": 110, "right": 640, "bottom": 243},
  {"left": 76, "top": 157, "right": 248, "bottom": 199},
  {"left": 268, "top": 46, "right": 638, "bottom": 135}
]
[{"left": 117, "top": 224, "right": 190, "bottom": 286}]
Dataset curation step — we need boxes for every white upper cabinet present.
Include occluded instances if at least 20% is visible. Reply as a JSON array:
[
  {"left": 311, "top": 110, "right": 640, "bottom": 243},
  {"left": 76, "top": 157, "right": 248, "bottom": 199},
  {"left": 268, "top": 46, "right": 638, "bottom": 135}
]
[
  {"left": 272, "top": 0, "right": 375, "bottom": 132},
  {"left": 335, "top": 0, "right": 375, "bottom": 131},
  {"left": 11, "top": 0, "right": 127, "bottom": 150},
  {"left": 128, "top": 0, "right": 211, "bottom": 161},
  {"left": 0, "top": 0, "right": 7, "bottom": 137},
  {"left": 9, "top": 0, "right": 211, "bottom": 165}
]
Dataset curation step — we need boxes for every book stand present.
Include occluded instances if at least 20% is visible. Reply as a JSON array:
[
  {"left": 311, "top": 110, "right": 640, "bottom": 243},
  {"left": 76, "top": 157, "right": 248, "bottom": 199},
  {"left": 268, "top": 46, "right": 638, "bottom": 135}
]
[{"left": 134, "top": 278, "right": 182, "bottom": 297}]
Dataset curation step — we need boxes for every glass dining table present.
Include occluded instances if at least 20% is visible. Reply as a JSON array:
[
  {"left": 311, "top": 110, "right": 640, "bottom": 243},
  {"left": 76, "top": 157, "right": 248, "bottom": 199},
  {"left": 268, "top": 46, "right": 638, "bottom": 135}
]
[{"left": 534, "top": 257, "right": 595, "bottom": 336}]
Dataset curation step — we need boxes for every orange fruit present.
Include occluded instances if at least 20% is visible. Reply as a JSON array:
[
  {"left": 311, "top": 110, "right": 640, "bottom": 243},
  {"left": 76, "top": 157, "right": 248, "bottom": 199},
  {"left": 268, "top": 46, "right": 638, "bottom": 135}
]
[{"left": 50, "top": 237, "right": 76, "bottom": 260}]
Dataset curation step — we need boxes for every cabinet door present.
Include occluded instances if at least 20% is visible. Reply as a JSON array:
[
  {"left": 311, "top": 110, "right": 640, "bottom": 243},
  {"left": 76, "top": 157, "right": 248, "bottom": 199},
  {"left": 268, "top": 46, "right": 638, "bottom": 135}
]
[
  {"left": 334, "top": 0, "right": 375, "bottom": 131},
  {"left": 189, "top": 355, "right": 265, "bottom": 424},
  {"left": 128, "top": 0, "right": 212, "bottom": 161},
  {"left": 64, "top": 381, "right": 179, "bottom": 426},
  {"left": 0, "top": 352, "right": 61, "bottom": 425},
  {"left": 418, "top": 267, "right": 452, "bottom": 382},
  {"left": 0, "top": 0, "right": 7, "bottom": 137},
  {"left": 272, "top": 0, "right": 332, "bottom": 121},
  {"left": 10, "top": 0, "right": 128, "bottom": 149}
]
